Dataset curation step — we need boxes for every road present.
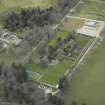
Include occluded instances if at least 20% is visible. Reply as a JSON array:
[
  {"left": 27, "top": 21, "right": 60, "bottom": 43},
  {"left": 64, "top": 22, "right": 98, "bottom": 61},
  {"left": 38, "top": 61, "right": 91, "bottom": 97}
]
[{"left": 67, "top": 37, "right": 98, "bottom": 80}]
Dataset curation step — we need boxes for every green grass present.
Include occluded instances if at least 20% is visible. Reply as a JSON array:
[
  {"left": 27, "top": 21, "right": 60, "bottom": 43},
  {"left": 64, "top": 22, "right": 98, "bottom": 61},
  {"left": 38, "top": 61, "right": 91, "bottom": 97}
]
[
  {"left": 70, "top": 0, "right": 105, "bottom": 21},
  {"left": 76, "top": 34, "right": 91, "bottom": 46},
  {"left": 0, "top": 52, "right": 15, "bottom": 64},
  {"left": 48, "top": 31, "right": 90, "bottom": 47},
  {"left": 59, "top": 17, "right": 85, "bottom": 32},
  {"left": 66, "top": 41, "right": 105, "bottom": 105},
  {"left": 49, "top": 31, "right": 69, "bottom": 46},
  {"left": 27, "top": 59, "right": 73, "bottom": 86},
  {"left": 0, "top": 45, "right": 30, "bottom": 64},
  {"left": 0, "top": 0, "right": 55, "bottom": 15},
  {"left": 27, "top": 32, "right": 90, "bottom": 86},
  {"left": 0, "top": 50, "right": 19, "bottom": 64}
]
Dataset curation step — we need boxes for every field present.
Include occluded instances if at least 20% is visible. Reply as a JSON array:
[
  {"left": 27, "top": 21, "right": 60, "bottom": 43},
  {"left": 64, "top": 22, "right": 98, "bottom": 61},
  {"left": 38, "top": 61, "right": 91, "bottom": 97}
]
[
  {"left": 27, "top": 29, "right": 91, "bottom": 86},
  {"left": 58, "top": 17, "right": 85, "bottom": 32},
  {"left": 70, "top": 0, "right": 105, "bottom": 21},
  {"left": 0, "top": 0, "right": 55, "bottom": 15},
  {"left": 65, "top": 0, "right": 105, "bottom": 105},
  {"left": 27, "top": 59, "right": 73, "bottom": 86},
  {"left": 66, "top": 40, "right": 105, "bottom": 105},
  {"left": 0, "top": 41, "right": 32, "bottom": 64}
]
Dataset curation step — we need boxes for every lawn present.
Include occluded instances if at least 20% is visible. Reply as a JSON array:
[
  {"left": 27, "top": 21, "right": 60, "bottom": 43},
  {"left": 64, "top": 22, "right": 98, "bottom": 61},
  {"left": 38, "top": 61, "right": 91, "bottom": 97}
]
[
  {"left": 76, "top": 34, "right": 91, "bottom": 46},
  {"left": 58, "top": 17, "right": 85, "bottom": 32},
  {"left": 27, "top": 59, "right": 73, "bottom": 86},
  {"left": 48, "top": 30, "right": 90, "bottom": 47},
  {"left": 49, "top": 31, "right": 69, "bottom": 46},
  {"left": 66, "top": 40, "right": 105, "bottom": 105},
  {"left": 70, "top": 0, "right": 105, "bottom": 21}
]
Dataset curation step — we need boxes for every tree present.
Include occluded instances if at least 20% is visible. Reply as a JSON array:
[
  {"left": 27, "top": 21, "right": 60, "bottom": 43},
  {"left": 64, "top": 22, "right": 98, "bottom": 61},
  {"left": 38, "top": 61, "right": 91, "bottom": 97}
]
[
  {"left": 71, "top": 101, "right": 77, "bottom": 105},
  {"left": 70, "top": 31, "right": 76, "bottom": 40},
  {"left": 21, "top": 66, "right": 29, "bottom": 82},
  {"left": 57, "top": 37, "right": 63, "bottom": 46},
  {"left": 0, "top": 64, "right": 3, "bottom": 75},
  {"left": 47, "top": 45, "right": 57, "bottom": 59},
  {"left": 48, "top": 94, "right": 64, "bottom": 105},
  {"left": 81, "top": 102, "right": 87, "bottom": 105},
  {"left": 0, "top": 64, "right": 50, "bottom": 105},
  {"left": 12, "top": 62, "right": 18, "bottom": 70},
  {"left": 14, "top": 64, "right": 28, "bottom": 83},
  {"left": 3, "top": 85, "right": 9, "bottom": 99},
  {"left": 4, "top": 7, "right": 53, "bottom": 31},
  {"left": 58, "top": 76, "right": 68, "bottom": 90}
]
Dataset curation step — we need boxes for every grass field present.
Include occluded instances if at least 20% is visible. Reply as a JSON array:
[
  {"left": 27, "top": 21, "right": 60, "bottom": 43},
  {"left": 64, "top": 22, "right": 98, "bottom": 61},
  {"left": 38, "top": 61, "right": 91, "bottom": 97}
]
[
  {"left": 0, "top": 0, "right": 55, "bottom": 15},
  {"left": 49, "top": 31, "right": 69, "bottom": 46},
  {"left": 27, "top": 60, "right": 73, "bottom": 86},
  {"left": 59, "top": 17, "right": 85, "bottom": 32},
  {"left": 66, "top": 40, "right": 105, "bottom": 105},
  {"left": 49, "top": 30, "right": 90, "bottom": 47},
  {"left": 0, "top": 51, "right": 16, "bottom": 64},
  {"left": 70, "top": 0, "right": 105, "bottom": 21},
  {"left": 75, "top": 34, "right": 90, "bottom": 46}
]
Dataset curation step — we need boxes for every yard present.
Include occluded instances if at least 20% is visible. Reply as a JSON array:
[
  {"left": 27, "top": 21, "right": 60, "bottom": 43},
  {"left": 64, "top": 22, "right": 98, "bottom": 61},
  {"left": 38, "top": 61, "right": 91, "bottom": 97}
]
[
  {"left": 49, "top": 30, "right": 90, "bottom": 47},
  {"left": 66, "top": 40, "right": 105, "bottom": 105},
  {"left": 27, "top": 59, "right": 73, "bottom": 86},
  {"left": 26, "top": 30, "right": 91, "bottom": 86},
  {"left": 49, "top": 31, "right": 69, "bottom": 46}
]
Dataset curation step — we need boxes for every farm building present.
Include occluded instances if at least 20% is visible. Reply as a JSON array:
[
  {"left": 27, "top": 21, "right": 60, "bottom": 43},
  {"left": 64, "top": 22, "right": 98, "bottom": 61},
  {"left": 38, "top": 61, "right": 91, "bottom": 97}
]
[{"left": 77, "top": 20, "right": 105, "bottom": 37}]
